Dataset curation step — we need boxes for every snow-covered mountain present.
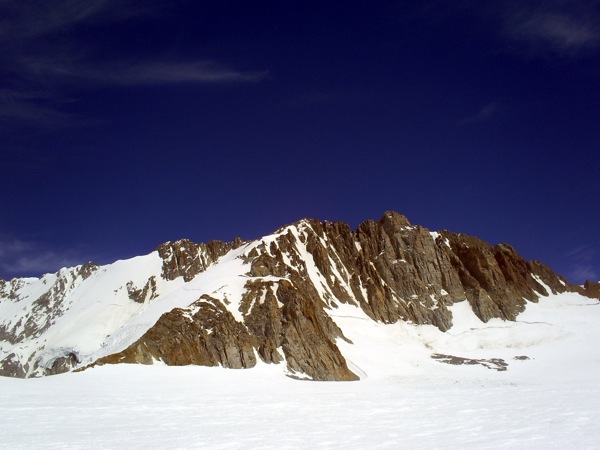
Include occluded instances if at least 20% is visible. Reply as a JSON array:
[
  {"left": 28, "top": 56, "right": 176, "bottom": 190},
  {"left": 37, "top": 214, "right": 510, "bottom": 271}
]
[{"left": 1, "top": 211, "right": 598, "bottom": 380}]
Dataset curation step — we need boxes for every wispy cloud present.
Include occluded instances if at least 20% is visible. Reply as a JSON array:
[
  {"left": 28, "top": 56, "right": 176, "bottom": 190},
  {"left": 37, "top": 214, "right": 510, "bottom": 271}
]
[
  {"left": 459, "top": 102, "right": 500, "bottom": 125},
  {"left": 570, "top": 265, "right": 599, "bottom": 283},
  {"left": 0, "top": 0, "right": 266, "bottom": 129},
  {"left": 0, "top": 0, "right": 108, "bottom": 42},
  {"left": 502, "top": 2, "right": 600, "bottom": 56},
  {"left": 0, "top": 235, "right": 84, "bottom": 279},
  {"left": 509, "top": 13, "right": 598, "bottom": 50},
  {"left": 0, "top": 0, "right": 168, "bottom": 42},
  {"left": 0, "top": 88, "right": 75, "bottom": 128},
  {"left": 105, "top": 61, "right": 268, "bottom": 85},
  {"left": 566, "top": 245, "right": 599, "bottom": 283},
  {"left": 21, "top": 59, "right": 268, "bottom": 86}
]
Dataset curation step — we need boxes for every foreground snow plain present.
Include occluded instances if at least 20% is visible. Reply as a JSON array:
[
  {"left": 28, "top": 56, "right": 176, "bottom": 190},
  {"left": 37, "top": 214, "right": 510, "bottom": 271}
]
[{"left": 2, "top": 292, "right": 600, "bottom": 449}]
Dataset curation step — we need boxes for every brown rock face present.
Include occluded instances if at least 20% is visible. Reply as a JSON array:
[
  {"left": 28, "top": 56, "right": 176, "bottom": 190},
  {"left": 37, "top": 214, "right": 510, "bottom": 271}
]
[
  {"left": 584, "top": 280, "right": 600, "bottom": 298},
  {"left": 572, "top": 280, "right": 600, "bottom": 299},
  {"left": 42, "top": 352, "right": 81, "bottom": 376},
  {"left": 276, "top": 281, "right": 357, "bottom": 381},
  {"left": 127, "top": 276, "right": 157, "bottom": 303},
  {"left": 242, "top": 211, "right": 570, "bottom": 329},
  {"left": 156, "top": 238, "right": 245, "bottom": 281},
  {"left": 95, "top": 295, "right": 256, "bottom": 369},
  {"left": 98, "top": 278, "right": 357, "bottom": 381},
  {"left": 0, "top": 353, "right": 27, "bottom": 378}
]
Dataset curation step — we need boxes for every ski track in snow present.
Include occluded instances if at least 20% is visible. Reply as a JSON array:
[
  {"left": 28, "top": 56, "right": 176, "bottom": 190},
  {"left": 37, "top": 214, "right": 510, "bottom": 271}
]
[{"left": 1, "top": 292, "right": 600, "bottom": 448}]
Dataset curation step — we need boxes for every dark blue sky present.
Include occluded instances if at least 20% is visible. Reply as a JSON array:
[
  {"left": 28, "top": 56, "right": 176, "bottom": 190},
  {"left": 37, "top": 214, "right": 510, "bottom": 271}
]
[{"left": 1, "top": 0, "right": 599, "bottom": 284}]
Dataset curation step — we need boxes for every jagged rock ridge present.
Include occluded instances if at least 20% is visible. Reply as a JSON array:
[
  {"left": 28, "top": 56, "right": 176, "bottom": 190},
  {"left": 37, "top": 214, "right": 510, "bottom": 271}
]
[{"left": 1, "top": 212, "right": 598, "bottom": 380}]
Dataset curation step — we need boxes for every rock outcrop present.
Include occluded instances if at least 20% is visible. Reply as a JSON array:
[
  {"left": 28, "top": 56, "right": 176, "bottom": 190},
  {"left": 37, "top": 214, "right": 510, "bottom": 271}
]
[
  {"left": 156, "top": 238, "right": 245, "bottom": 281},
  {"left": 0, "top": 262, "right": 100, "bottom": 377},
  {"left": 575, "top": 280, "right": 600, "bottom": 299},
  {"left": 95, "top": 294, "right": 256, "bottom": 369},
  {"left": 1, "top": 211, "right": 594, "bottom": 380}
]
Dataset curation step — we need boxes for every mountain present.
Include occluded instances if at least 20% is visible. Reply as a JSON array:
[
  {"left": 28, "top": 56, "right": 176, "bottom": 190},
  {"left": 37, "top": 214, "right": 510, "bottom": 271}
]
[{"left": 1, "top": 211, "right": 598, "bottom": 380}]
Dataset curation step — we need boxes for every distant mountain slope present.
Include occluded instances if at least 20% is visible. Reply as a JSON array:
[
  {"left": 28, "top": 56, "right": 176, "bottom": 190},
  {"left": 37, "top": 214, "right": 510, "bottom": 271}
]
[{"left": 1, "top": 212, "right": 598, "bottom": 380}]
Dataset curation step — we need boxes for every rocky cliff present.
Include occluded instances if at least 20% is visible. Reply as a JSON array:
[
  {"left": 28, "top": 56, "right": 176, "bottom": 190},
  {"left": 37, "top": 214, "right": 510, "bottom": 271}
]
[{"left": 1, "top": 212, "right": 597, "bottom": 380}]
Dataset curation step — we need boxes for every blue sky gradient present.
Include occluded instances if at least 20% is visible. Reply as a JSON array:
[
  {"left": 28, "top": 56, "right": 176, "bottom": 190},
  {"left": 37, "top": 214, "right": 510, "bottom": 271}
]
[{"left": 1, "top": 0, "right": 599, "bottom": 283}]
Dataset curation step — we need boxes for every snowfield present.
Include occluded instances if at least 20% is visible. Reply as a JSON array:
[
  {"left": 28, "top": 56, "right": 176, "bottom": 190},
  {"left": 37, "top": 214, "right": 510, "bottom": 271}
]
[{"left": 2, "top": 292, "right": 600, "bottom": 449}]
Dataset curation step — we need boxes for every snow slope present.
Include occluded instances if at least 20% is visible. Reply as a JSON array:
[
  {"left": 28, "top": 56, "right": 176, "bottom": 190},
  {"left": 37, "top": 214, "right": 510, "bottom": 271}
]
[
  {"left": 2, "top": 292, "right": 599, "bottom": 449},
  {"left": 0, "top": 243, "right": 256, "bottom": 376}
]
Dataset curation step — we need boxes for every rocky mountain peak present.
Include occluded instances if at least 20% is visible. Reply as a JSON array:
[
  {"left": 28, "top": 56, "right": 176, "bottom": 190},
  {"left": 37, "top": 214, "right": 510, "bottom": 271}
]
[{"left": 1, "top": 212, "right": 596, "bottom": 381}]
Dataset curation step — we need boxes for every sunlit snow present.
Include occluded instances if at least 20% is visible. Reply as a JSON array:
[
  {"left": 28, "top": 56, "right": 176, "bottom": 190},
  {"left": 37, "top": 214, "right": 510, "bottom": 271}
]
[{"left": 2, "top": 292, "right": 599, "bottom": 448}]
